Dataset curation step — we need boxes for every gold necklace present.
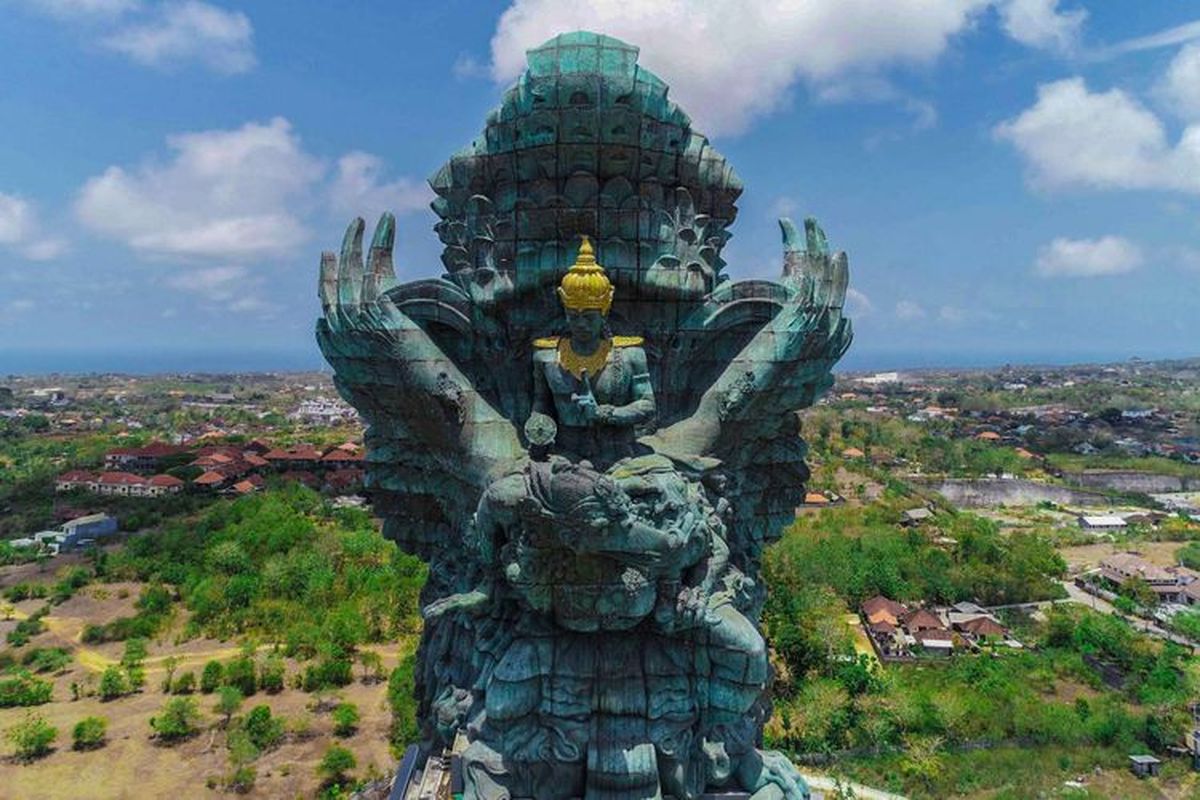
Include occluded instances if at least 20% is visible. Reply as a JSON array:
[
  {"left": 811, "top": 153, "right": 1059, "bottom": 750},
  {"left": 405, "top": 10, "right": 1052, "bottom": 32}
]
[{"left": 557, "top": 337, "right": 611, "bottom": 380}]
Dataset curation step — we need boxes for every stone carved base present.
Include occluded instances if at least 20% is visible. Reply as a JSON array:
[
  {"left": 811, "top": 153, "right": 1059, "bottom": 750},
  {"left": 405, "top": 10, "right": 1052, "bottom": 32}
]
[{"left": 390, "top": 739, "right": 821, "bottom": 800}]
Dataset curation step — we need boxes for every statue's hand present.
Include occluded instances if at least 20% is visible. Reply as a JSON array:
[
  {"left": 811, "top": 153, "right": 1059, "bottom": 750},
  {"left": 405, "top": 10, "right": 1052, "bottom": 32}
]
[
  {"left": 737, "top": 749, "right": 809, "bottom": 800},
  {"left": 318, "top": 214, "right": 407, "bottom": 343},
  {"left": 570, "top": 370, "right": 599, "bottom": 422},
  {"left": 668, "top": 585, "right": 714, "bottom": 632}
]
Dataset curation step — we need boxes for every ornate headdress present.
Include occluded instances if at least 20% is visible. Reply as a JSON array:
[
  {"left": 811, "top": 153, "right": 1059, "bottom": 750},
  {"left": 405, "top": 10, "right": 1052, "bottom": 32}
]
[{"left": 557, "top": 236, "right": 614, "bottom": 314}]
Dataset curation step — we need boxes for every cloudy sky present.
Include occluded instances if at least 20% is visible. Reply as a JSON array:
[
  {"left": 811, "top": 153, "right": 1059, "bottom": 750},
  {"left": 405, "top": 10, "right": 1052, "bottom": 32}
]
[{"left": 1, "top": 0, "right": 1198, "bottom": 373}]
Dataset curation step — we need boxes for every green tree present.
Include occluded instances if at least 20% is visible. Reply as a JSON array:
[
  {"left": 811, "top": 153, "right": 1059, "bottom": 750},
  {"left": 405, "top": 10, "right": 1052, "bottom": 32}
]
[
  {"left": 98, "top": 666, "right": 129, "bottom": 701},
  {"left": 0, "top": 672, "right": 53, "bottom": 707},
  {"left": 259, "top": 655, "right": 285, "bottom": 693},
  {"left": 226, "top": 765, "right": 256, "bottom": 793},
  {"left": 24, "top": 647, "right": 70, "bottom": 674},
  {"left": 7, "top": 712, "right": 57, "bottom": 760},
  {"left": 224, "top": 655, "right": 257, "bottom": 696},
  {"left": 332, "top": 702, "right": 360, "bottom": 737},
  {"left": 72, "top": 716, "right": 107, "bottom": 750},
  {"left": 121, "top": 637, "right": 148, "bottom": 668},
  {"left": 1120, "top": 577, "right": 1158, "bottom": 608},
  {"left": 214, "top": 685, "right": 243, "bottom": 728},
  {"left": 200, "top": 660, "right": 223, "bottom": 693},
  {"left": 243, "top": 704, "right": 284, "bottom": 751},
  {"left": 161, "top": 655, "right": 181, "bottom": 693},
  {"left": 318, "top": 744, "right": 356, "bottom": 786},
  {"left": 172, "top": 671, "right": 196, "bottom": 695},
  {"left": 357, "top": 650, "right": 385, "bottom": 684},
  {"left": 150, "top": 697, "right": 201, "bottom": 741},
  {"left": 126, "top": 665, "right": 146, "bottom": 693}
]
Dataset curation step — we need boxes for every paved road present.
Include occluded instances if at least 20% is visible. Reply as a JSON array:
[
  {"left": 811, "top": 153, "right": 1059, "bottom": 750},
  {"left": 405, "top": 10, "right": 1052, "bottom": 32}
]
[
  {"left": 805, "top": 774, "right": 907, "bottom": 800},
  {"left": 1061, "top": 581, "right": 1119, "bottom": 615}
]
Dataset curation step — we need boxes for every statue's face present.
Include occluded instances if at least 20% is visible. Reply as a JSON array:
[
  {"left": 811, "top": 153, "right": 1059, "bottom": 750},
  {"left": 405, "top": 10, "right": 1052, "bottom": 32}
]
[{"left": 565, "top": 308, "right": 605, "bottom": 345}]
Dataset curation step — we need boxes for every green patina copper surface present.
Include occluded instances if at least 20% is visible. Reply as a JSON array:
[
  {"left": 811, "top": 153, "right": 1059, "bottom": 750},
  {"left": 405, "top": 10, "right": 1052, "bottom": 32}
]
[{"left": 315, "top": 31, "right": 852, "bottom": 800}]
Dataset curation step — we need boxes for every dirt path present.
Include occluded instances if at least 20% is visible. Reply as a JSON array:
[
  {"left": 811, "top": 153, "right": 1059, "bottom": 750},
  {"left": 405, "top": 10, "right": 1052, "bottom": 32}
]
[{"left": 806, "top": 773, "right": 908, "bottom": 799}]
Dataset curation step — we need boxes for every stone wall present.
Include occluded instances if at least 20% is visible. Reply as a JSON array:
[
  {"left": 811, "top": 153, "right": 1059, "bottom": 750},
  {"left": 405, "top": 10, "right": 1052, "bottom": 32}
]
[
  {"left": 1064, "top": 470, "right": 1195, "bottom": 494},
  {"left": 924, "top": 478, "right": 1112, "bottom": 508}
]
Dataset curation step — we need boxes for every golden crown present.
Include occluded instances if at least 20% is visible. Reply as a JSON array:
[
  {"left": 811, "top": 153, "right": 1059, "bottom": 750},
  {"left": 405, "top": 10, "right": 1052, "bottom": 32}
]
[{"left": 557, "top": 236, "right": 613, "bottom": 314}]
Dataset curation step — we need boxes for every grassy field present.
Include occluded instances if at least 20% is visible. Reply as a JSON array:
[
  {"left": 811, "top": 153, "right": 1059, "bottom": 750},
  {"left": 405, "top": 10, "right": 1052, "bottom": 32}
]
[
  {"left": 0, "top": 574, "right": 416, "bottom": 799},
  {"left": 834, "top": 743, "right": 1200, "bottom": 799}
]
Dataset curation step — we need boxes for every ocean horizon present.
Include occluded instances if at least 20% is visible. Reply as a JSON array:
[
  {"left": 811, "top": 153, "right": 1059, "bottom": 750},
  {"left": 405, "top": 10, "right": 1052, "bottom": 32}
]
[{"left": 3, "top": 346, "right": 1197, "bottom": 379}]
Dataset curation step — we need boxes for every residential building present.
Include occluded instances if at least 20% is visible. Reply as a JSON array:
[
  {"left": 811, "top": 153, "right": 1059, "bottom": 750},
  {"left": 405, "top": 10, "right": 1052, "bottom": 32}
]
[{"left": 1078, "top": 515, "right": 1128, "bottom": 532}]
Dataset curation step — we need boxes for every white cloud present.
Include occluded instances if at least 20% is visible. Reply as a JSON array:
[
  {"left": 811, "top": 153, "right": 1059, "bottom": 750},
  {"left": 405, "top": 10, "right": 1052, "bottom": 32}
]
[
  {"left": 1159, "top": 43, "right": 1200, "bottom": 120},
  {"left": 769, "top": 196, "right": 799, "bottom": 219},
  {"left": 165, "top": 264, "right": 245, "bottom": 296},
  {"left": 846, "top": 288, "right": 873, "bottom": 316},
  {"left": 938, "top": 305, "right": 967, "bottom": 323},
  {"left": 1034, "top": 235, "right": 1143, "bottom": 277},
  {"left": 0, "top": 191, "right": 68, "bottom": 261},
  {"left": 1094, "top": 19, "right": 1200, "bottom": 59},
  {"left": 895, "top": 300, "right": 927, "bottom": 320},
  {"left": 21, "top": 239, "right": 68, "bottom": 261},
  {"left": 330, "top": 152, "right": 432, "bottom": 221},
  {"left": 997, "top": 0, "right": 1086, "bottom": 54},
  {"left": 995, "top": 77, "right": 1200, "bottom": 193},
  {"left": 165, "top": 264, "right": 275, "bottom": 313},
  {"left": 102, "top": 0, "right": 255, "bottom": 74},
  {"left": 485, "top": 0, "right": 989, "bottom": 136},
  {"left": 76, "top": 117, "right": 322, "bottom": 260},
  {"left": 452, "top": 53, "right": 488, "bottom": 80},
  {"left": 0, "top": 194, "right": 35, "bottom": 245}
]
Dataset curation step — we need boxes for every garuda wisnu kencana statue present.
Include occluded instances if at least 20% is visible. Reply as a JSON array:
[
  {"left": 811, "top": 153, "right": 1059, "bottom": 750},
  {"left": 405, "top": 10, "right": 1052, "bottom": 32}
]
[{"left": 316, "top": 31, "right": 852, "bottom": 800}]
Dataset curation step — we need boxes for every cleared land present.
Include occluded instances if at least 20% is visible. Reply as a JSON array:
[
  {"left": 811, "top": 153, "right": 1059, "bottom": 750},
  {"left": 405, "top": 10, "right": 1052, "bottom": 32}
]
[{"left": 0, "top": 573, "right": 413, "bottom": 799}]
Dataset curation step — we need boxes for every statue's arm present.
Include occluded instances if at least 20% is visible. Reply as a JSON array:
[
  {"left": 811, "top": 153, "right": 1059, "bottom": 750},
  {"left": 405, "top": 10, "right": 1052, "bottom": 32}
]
[
  {"left": 530, "top": 354, "right": 555, "bottom": 419},
  {"left": 600, "top": 347, "right": 656, "bottom": 428}
]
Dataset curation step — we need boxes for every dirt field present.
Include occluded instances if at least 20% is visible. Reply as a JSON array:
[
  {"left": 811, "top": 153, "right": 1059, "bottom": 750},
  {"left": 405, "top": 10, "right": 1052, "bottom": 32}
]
[
  {"left": 1058, "top": 540, "right": 1186, "bottom": 572},
  {"left": 0, "top": 570, "right": 414, "bottom": 799}
]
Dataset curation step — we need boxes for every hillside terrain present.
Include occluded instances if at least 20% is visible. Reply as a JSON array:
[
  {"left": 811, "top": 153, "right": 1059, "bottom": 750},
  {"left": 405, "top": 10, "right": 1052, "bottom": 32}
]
[{"left": 1, "top": 359, "right": 1198, "bottom": 798}]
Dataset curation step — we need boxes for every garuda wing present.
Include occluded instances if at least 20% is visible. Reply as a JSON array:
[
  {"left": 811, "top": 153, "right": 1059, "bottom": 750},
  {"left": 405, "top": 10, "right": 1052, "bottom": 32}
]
[
  {"left": 645, "top": 216, "right": 853, "bottom": 553},
  {"left": 316, "top": 214, "right": 526, "bottom": 557}
]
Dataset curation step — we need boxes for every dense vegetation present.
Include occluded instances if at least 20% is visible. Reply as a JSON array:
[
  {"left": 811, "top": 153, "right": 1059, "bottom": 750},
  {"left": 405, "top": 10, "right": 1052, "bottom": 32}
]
[
  {"left": 105, "top": 486, "right": 425, "bottom": 664},
  {"left": 768, "top": 499, "right": 1067, "bottom": 610},
  {"left": 760, "top": 495, "right": 1195, "bottom": 797}
]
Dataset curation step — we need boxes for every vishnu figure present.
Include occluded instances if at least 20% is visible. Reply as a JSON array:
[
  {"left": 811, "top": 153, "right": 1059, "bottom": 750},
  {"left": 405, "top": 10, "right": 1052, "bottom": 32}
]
[{"left": 525, "top": 236, "right": 655, "bottom": 467}]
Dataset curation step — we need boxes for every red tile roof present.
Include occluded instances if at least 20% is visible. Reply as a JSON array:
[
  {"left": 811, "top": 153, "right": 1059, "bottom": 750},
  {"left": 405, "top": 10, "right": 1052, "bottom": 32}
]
[
  {"left": 194, "top": 471, "right": 226, "bottom": 486},
  {"left": 322, "top": 449, "right": 364, "bottom": 462},
  {"left": 961, "top": 617, "right": 1007, "bottom": 638},
  {"left": 57, "top": 470, "right": 97, "bottom": 483},
  {"left": 265, "top": 446, "right": 322, "bottom": 461},
  {"left": 862, "top": 595, "right": 907, "bottom": 619},
  {"left": 902, "top": 608, "right": 944, "bottom": 632},
  {"left": 97, "top": 471, "right": 145, "bottom": 485},
  {"left": 148, "top": 474, "right": 184, "bottom": 488}
]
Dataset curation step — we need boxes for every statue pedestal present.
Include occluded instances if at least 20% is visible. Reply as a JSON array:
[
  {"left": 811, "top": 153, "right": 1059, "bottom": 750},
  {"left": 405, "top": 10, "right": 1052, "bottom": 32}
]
[{"left": 387, "top": 744, "right": 826, "bottom": 800}]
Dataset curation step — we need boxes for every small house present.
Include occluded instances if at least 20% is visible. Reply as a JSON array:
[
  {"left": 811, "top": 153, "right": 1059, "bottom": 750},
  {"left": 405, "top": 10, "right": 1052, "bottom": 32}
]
[
  {"left": 1128, "top": 754, "right": 1161, "bottom": 778},
  {"left": 901, "top": 507, "right": 934, "bottom": 526},
  {"left": 1078, "top": 515, "right": 1127, "bottom": 533}
]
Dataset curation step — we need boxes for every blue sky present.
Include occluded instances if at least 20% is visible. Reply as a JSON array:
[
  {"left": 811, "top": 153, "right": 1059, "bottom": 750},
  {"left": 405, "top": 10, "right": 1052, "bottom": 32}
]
[{"left": 1, "top": 0, "right": 1198, "bottom": 374}]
